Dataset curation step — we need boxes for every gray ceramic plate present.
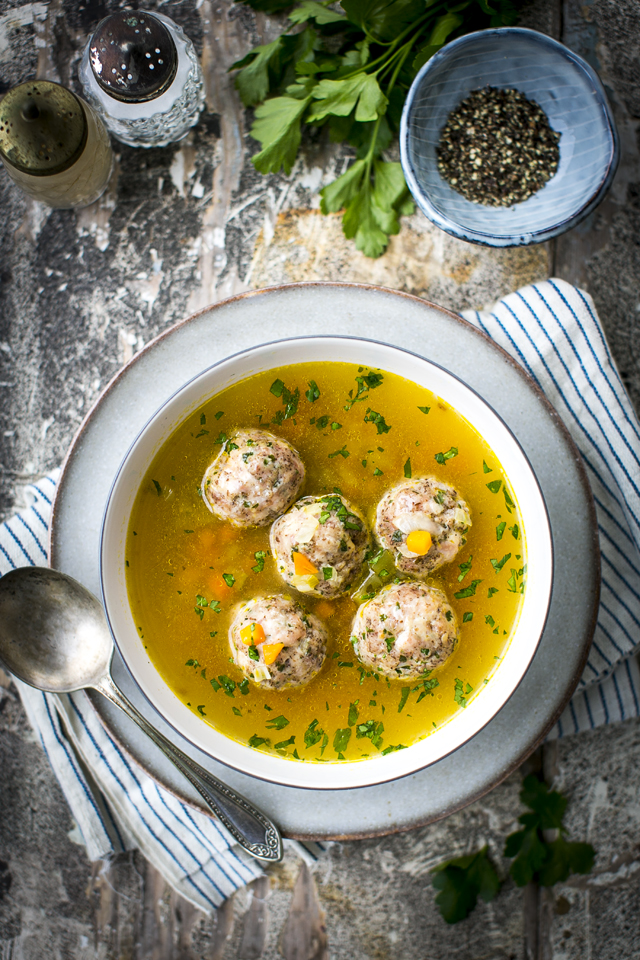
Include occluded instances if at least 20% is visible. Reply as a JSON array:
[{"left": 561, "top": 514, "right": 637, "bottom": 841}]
[{"left": 50, "top": 283, "right": 599, "bottom": 840}]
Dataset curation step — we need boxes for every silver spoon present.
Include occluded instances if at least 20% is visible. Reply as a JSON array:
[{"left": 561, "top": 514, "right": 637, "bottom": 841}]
[{"left": 0, "top": 566, "right": 283, "bottom": 863}]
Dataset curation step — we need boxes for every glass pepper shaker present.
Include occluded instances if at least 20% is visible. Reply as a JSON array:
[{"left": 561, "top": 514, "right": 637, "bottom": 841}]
[
  {"left": 78, "top": 9, "right": 205, "bottom": 148},
  {"left": 0, "top": 80, "right": 113, "bottom": 208}
]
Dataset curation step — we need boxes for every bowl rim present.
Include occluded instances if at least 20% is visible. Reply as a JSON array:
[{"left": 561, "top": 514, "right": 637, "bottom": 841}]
[
  {"left": 99, "top": 332, "right": 554, "bottom": 791},
  {"left": 399, "top": 26, "right": 620, "bottom": 248}
]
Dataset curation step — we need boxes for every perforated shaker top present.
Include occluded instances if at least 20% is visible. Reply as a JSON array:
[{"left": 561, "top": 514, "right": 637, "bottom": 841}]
[{"left": 89, "top": 10, "right": 178, "bottom": 103}]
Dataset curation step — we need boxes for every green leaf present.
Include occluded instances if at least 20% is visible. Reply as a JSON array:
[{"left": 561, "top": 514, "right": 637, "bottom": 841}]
[
  {"left": 404, "top": 457, "right": 411, "bottom": 478},
  {"left": 538, "top": 837, "right": 595, "bottom": 887},
  {"left": 432, "top": 846, "right": 500, "bottom": 924},
  {"left": 348, "top": 702, "right": 359, "bottom": 725},
  {"left": 486, "top": 479, "right": 502, "bottom": 494},
  {"left": 508, "top": 828, "right": 548, "bottom": 886},
  {"left": 304, "top": 719, "right": 324, "bottom": 747},
  {"left": 289, "top": 0, "right": 346, "bottom": 24},
  {"left": 333, "top": 727, "right": 351, "bottom": 754},
  {"left": 320, "top": 159, "right": 366, "bottom": 213},
  {"left": 435, "top": 446, "right": 458, "bottom": 465},
  {"left": 413, "top": 13, "right": 464, "bottom": 71},
  {"left": 250, "top": 96, "right": 311, "bottom": 175},
  {"left": 232, "top": 39, "right": 282, "bottom": 107},
  {"left": 490, "top": 553, "right": 511, "bottom": 573},
  {"left": 266, "top": 714, "right": 290, "bottom": 730},
  {"left": 307, "top": 74, "right": 387, "bottom": 124},
  {"left": 342, "top": 0, "right": 425, "bottom": 43},
  {"left": 454, "top": 579, "right": 481, "bottom": 599}
]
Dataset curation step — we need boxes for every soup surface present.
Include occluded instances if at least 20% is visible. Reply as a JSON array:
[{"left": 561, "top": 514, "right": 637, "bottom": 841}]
[{"left": 126, "top": 362, "right": 526, "bottom": 762}]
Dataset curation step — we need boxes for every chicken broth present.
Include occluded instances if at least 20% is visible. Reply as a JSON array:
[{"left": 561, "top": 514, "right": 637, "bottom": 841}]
[{"left": 126, "top": 362, "right": 526, "bottom": 762}]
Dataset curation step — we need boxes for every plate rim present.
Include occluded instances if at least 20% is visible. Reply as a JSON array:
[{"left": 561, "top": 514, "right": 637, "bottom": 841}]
[{"left": 49, "top": 281, "right": 600, "bottom": 838}]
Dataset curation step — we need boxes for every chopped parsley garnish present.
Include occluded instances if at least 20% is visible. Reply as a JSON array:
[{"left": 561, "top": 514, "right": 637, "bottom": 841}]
[
  {"left": 306, "top": 380, "right": 320, "bottom": 403},
  {"left": 328, "top": 445, "right": 349, "bottom": 459},
  {"left": 304, "top": 719, "right": 324, "bottom": 748},
  {"left": 270, "top": 379, "right": 284, "bottom": 397},
  {"left": 510, "top": 523, "right": 520, "bottom": 540},
  {"left": 457, "top": 556, "right": 473, "bottom": 581},
  {"left": 232, "top": 707, "right": 242, "bottom": 717},
  {"left": 338, "top": 661, "right": 354, "bottom": 667},
  {"left": 381, "top": 743, "right": 407, "bottom": 755},
  {"left": 252, "top": 550, "right": 267, "bottom": 573},
  {"left": 356, "top": 719, "right": 384, "bottom": 749},
  {"left": 274, "top": 735, "right": 295, "bottom": 750},
  {"left": 200, "top": 414, "right": 206, "bottom": 425},
  {"left": 398, "top": 687, "right": 410, "bottom": 713},
  {"left": 404, "top": 457, "right": 412, "bottom": 478},
  {"left": 463, "top": 612, "right": 474, "bottom": 623},
  {"left": 434, "top": 447, "right": 458, "bottom": 465},
  {"left": 488, "top": 587, "right": 499, "bottom": 598},
  {"left": 195, "top": 429, "right": 209, "bottom": 438},
  {"left": 487, "top": 479, "right": 502, "bottom": 494},
  {"left": 266, "top": 715, "right": 290, "bottom": 730},
  {"left": 185, "top": 659, "right": 201, "bottom": 668},
  {"left": 333, "top": 728, "right": 351, "bottom": 756},
  {"left": 434, "top": 489, "right": 445, "bottom": 505},
  {"left": 504, "top": 487, "right": 515, "bottom": 513},
  {"left": 210, "top": 678, "right": 221, "bottom": 692},
  {"left": 226, "top": 441, "right": 239, "bottom": 452},
  {"left": 454, "top": 678, "right": 472, "bottom": 708},
  {"left": 344, "top": 370, "right": 384, "bottom": 411},
  {"left": 418, "top": 406, "right": 431, "bottom": 415},
  {"left": 331, "top": 421, "right": 342, "bottom": 431},
  {"left": 454, "top": 579, "right": 482, "bottom": 599},
  {"left": 152, "top": 479, "right": 162, "bottom": 496},
  {"left": 218, "top": 675, "right": 236, "bottom": 697},
  {"left": 214, "top": 410, "right": 224, "bottom": 420},
  {"left": 314, "top": 414, "right": 330, "bottom": 429},
  {"left": 416, "top": 677, "right": 439, "bottom": 702},
  {"left": 197, "top": 705, "right": 206, "bottom": 715},
  {"left": 214, "top": 431, "right": 227, "bottom": 445},
  {"left": 391, "top": 529, "right": 403, "bottom": 543},
  {"left": 248, "top": 734, "right": 269, "bottom": 749},
  {"left": 222, "top": 573, "right": 236, "bottom": 588},
  {"left": 483, "top": 460, "right": 492, "bottom": 473},
  {"left": 239, "top": 679, "right": 250, "bottom": 695},
  {"left": 485, "top": 615, "right": 496, "bottom": 627},
  {"left": 248, "top": 644, "right": 259, "bottom": 661},
  {"left": 270, "top": 379, "right": 299, "bottom": 423},
  {"left": 364, "top": 408, "right": 391, "bottom": 435},
  {"left": 496, "top": 521, "right": 506, "bottom": 541},
  {"left": 347, "top": 702, "right": 359, "bottom": 726},
  {"left": 323, "top": 567, "right": 333, "bottom": 580},
  {"left": 373, "top": 467, "right": 383, "bottom": 476},
  {"left": 490, "top": 553, "right": 511, "bottom": 573},
  {"left": 210, "top": 600, "right": 221, "bottom": 613}
]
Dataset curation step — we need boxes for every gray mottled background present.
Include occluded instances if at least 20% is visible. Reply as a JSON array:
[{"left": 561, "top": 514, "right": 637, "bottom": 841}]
[{"left": 1, "top": 0, "right": 639, "bottom": 956}]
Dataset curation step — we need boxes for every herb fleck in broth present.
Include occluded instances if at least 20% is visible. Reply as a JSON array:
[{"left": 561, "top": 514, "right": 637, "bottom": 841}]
[{"left": 126, "top": 363, "right": 526, "bottom": 762}]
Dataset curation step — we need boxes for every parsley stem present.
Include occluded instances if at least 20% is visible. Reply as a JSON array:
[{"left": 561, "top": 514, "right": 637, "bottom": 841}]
[{"left": 336, "top": 7, "right": 444, "bottom": 82}]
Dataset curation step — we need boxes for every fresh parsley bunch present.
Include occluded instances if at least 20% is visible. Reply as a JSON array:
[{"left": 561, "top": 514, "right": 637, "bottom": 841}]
[
  {"left": 232, "top": 0, "right": 519, "bottom": 257},
  {"left": 431, "top": 774, "right": 595, "bottom": 924}
]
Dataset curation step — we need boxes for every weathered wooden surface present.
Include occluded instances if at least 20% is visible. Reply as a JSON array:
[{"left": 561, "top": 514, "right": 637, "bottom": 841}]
[{"left": 0, "top": 0, "right": 639, "bottom": 956}]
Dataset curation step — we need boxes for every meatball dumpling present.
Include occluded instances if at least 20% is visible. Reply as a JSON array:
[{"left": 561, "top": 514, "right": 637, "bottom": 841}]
[
  {"left": 351, "top": 581, "right": 458, "bottom": 679},
  {"left": 202, "top": 429, "right": 305, "bottom": 527},
  {"left": 375, "top": 477, "right": 471, "bottom": 577},
  {"left": 229, "top": 595, "right": 327, "bottom": 690},
  {"left": 270, "top": 494, "right": 371, "bottom": 598}
]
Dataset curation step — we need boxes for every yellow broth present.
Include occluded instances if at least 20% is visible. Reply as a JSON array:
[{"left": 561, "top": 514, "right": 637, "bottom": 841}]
[{"left": 126, "top": 362, "right": 526, "bottom": 762}]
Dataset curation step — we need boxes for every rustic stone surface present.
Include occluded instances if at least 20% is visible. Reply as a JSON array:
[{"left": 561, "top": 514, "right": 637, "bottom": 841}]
[{"left": 1, "top": 0, "right": 639, "bottom": 956}]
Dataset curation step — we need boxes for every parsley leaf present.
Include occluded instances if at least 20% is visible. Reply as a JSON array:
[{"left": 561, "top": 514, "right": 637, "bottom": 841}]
[
  {"left": 403, "top": 457, "right": 411, "bottom": 478},
  {"left": 306, "top": 379, "right": 320, "bottom": 403},
  {"left": 266, "top": 715, "right": 290, "bottom": 730},
  {"left": 454, "top": 579, "right": 481, "bottom": 599},
  {"left": 431, "top": 847, "right": 500, "bottom": 924},
  {"left": 490, "top": 553, "right": 511, "bottom": 573},
  {"left": 304, "top": 719, "right": 324, "bottom": 747},
  {"left": 505, "top": 775, "right": 595, "bottom": 888},
  {"left": 435, "top": 447, "right": 458, "bottom": 465}
]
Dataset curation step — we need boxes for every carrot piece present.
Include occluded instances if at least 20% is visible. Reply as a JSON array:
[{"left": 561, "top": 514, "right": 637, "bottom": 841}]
[
  {"left": 293, "top": 552, "right": 319, "bottom": 576},
  {"left": 406, "top": 530, "right": 432, "bottom": 555},
  {"left": 240, "top": 622, "right": 266, "bottom": 646},
  {"left": 262, "top": 642, "right": 284, "bottom": 665}
]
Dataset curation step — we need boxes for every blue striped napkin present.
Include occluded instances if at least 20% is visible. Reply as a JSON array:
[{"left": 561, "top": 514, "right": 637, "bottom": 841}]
[
  {"left": 462, "top": 278, "right": 640, "bottom": 736},
  {"left": 1, "top": 278, "right": 638, "bottom": 910}
]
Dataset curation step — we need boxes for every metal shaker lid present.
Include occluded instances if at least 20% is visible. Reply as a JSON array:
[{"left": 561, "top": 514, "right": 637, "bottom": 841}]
[
  {"left": 89, "top": 10, "right": 178, "bottom": 103},
  {"left": 0, "top": 80, "right": 88, "bottom": 176}
]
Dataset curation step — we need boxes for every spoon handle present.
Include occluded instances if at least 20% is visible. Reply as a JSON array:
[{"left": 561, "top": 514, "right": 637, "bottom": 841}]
[{"left": 95, "top": 675, "right": 283, "bottom": 862}]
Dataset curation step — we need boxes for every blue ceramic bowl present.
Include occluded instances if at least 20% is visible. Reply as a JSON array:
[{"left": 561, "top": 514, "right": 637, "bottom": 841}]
[{"left": 400, "top": 28, "right": 619, "bottom": 247}]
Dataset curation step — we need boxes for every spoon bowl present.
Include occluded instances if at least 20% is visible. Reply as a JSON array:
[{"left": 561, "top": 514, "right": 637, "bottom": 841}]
[{"left": 0, "top": 566, "right": 283, "bottom": 862}]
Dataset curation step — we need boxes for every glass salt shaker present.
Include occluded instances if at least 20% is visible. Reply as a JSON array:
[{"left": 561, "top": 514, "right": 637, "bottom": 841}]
[
  {"left": 78, "top": 9, "right": 205, "bottom": 148},
  {"left": 0, "top": 80, "right": 113, "bottom": 208}
]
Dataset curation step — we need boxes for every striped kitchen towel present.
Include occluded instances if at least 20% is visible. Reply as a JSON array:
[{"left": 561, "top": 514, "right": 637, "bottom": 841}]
[
  {"left": 1, "top": 279, "right": 639, "bottom": 910},
  {"left": 0, "top": 474, "right": 327, "bottom": 915},
  {"left": 462, "top": 278, "right": 640, "bottom": 737}
]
